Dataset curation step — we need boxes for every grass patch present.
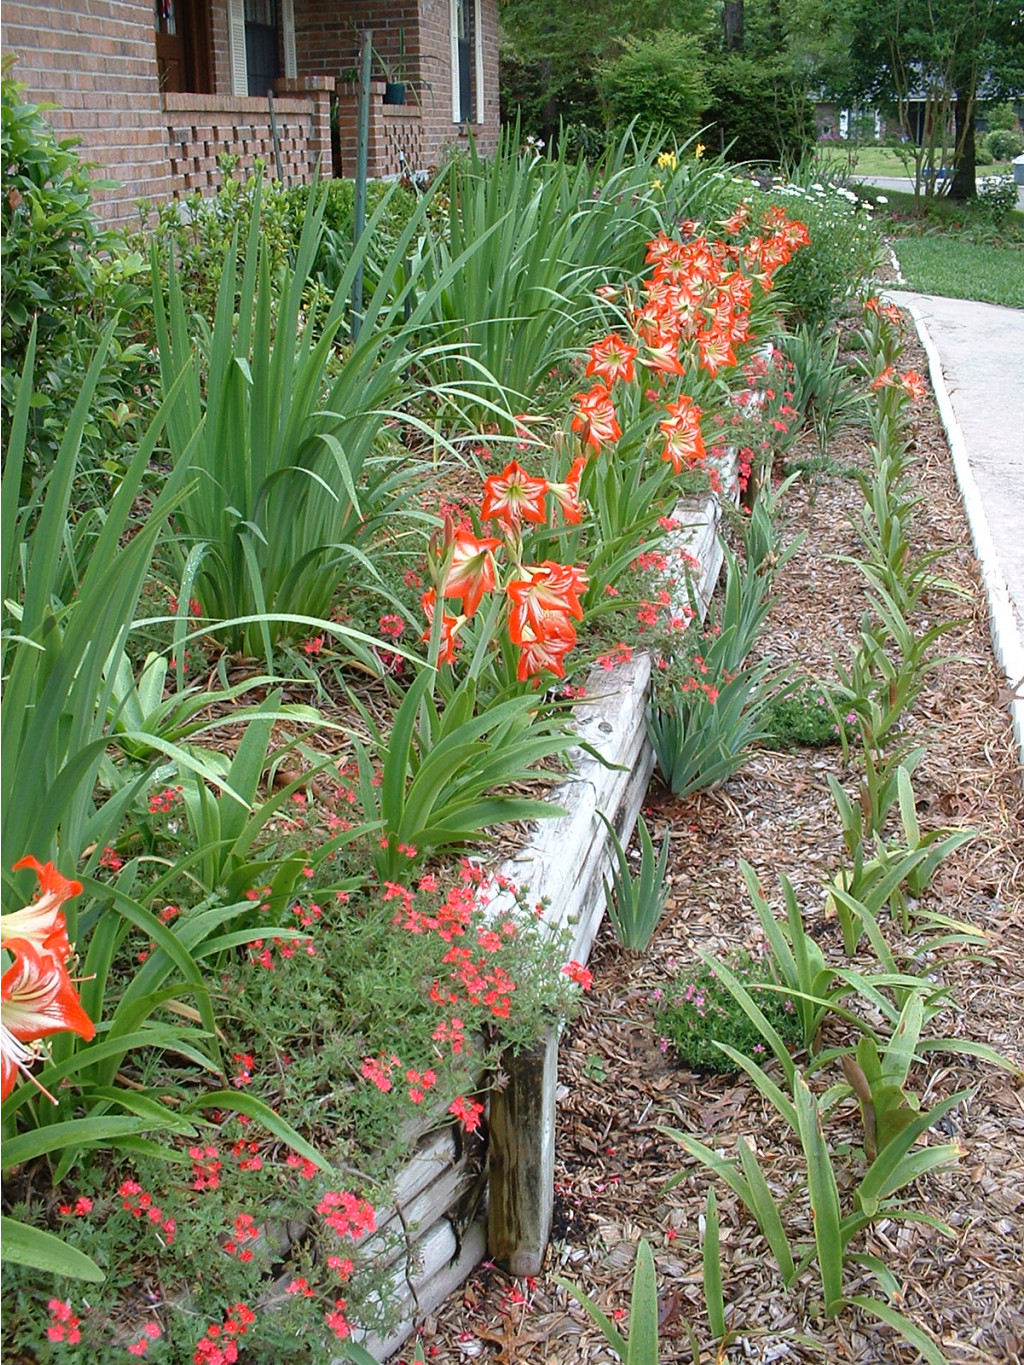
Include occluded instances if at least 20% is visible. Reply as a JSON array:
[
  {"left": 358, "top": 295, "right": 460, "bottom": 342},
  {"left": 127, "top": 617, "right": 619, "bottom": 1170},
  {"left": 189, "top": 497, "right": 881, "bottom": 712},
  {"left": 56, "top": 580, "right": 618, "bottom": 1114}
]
[
  {"left": 839, "top": 145, "right": 1015, "bottom": 179},
  {"left": 890, "top": 234, "right": 1024, "bottom": 308}
]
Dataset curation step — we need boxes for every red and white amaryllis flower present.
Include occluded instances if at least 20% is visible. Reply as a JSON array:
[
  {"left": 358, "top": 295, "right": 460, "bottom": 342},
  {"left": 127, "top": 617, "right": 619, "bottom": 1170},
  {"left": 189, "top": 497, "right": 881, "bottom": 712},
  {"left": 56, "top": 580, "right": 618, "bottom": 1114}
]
[
  {"left": 0, "top": 855, "right": 79, "bottom": 959},
  {"left": 548, "top": 456, "right": 587, "bottom": 526},
  {"left": 2, "top": 858, "right": 94, "bottom": 1101},
  {"left": 659, "top": 395, "right": 705, "bottom": 474},
  {"left": 570, "top": 384, "right": 621, "bottom": 452},
  {"left": 585, "top": 333, "right": 637, "bottom": 387},
  {"left": 442, "top": 531, "right": 502, "bottom": 618},
  {"left": 420, "top": 590, "right": 464, "bottom": 666},
  {"left": 480, "top": 460, "right": 549, "bottom": 530}
]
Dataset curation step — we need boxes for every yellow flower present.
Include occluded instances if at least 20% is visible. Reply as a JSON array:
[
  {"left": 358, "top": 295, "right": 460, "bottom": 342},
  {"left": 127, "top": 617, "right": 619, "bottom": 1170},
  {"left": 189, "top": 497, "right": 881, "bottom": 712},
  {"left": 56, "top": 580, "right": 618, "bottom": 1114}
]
[
  {"left": 695, "top": 143, "right": 706, "bottom": 159},
  {"left": 657, "top": 151, "right": 677, "bottom": 171},
  {"left": 651, "top": 178, "right": 663, "bottom": 191}
]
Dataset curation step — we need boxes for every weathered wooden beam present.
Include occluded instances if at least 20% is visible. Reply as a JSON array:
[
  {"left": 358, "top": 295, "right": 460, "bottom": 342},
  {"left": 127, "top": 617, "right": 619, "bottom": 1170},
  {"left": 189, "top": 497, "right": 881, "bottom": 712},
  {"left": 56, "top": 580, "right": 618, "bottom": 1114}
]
[{"left": 486, "top": 1025, "right": 559, "bottom": 1276}]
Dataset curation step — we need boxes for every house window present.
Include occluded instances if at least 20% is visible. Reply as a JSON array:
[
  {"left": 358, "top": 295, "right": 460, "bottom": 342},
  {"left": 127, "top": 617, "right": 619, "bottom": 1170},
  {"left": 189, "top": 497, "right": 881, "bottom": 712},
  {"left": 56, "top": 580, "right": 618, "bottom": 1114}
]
[
  {"left": 244, "top": 0, "right": 280, "bottom": 97},
  {"left": 451, "top": 0, "right": 482, "bottom": 124}
]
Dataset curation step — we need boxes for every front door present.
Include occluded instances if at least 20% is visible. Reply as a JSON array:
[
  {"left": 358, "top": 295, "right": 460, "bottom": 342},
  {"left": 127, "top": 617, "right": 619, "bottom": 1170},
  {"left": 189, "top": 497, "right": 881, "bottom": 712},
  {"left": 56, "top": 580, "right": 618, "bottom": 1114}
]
[
  {"left": 154, "top": 0, "right": 187, "bottom": 92},
  {"left": 154, "top": 0, "right": 212, "bottom": 93}
]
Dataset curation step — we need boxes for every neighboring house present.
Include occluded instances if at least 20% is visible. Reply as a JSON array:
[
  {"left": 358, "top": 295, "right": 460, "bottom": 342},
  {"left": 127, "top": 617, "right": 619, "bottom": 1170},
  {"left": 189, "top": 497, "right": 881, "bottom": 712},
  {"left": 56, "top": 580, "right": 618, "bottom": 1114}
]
[{"left": 1, "top": 0, "right": 500, "bottom": 222}]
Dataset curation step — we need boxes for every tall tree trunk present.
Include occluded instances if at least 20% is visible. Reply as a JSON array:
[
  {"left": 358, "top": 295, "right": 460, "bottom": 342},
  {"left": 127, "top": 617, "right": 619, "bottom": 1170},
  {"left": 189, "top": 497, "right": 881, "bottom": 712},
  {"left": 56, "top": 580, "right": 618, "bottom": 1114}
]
[
  {"left": 949, "top": 82, "right": 977, "bottom": 201},
  {"left": 723, "top": 0, "right": 744, "bottom": 51}
]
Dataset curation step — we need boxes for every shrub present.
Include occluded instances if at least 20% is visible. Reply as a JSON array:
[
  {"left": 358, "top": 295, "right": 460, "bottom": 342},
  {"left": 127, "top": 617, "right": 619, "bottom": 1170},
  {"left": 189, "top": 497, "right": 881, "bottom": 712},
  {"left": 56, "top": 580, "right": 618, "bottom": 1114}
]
[
  {"left": 974, "top": 138, "right": 995, "bottom": 167},
  {"left": 975, "top": 174, "right": 1020, "bottom": 226},
  {"left": 1, "top": 65, "right": 101, "bottom": 367},
  {"left": 986, "top": 127, "right": 1024, "bottom": 162},
  {"left": 1, "top": 67, "right": 153, "bottom": 492},
  {"left": 128, "top": 155, "right": 297, "bottom": 327},
  {"left": 287, "top": 175, "right": 419, "bottom": 292},
  {"left": 703, "top": 54, "right": 815, "bottom": 166},
  {"left": 597, "top": 32, "right": 709, "bottom": 145},
  {"left": 749, "top": 176, "right": 884, "bottom": 327},
  {"left": 985, "top": 100, "right": 1019, "bottom": 133},
  {"left": 762, "top": 680, "right": 854, "bottom": 749}
]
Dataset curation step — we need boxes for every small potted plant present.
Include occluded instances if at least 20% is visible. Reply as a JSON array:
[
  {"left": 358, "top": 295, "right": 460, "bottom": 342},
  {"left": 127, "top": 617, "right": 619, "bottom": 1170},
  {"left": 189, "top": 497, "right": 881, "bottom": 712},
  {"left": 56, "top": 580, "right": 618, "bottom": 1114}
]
[{"left": 376, "top": 31, "right": 411, "bottom": 105}]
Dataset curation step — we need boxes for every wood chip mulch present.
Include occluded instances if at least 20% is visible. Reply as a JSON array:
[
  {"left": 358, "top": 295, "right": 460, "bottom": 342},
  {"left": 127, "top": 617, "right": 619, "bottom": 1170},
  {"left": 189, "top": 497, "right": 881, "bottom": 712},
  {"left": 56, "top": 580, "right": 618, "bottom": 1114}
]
[{"left": 405, "top": 320, "right": 1024, "bottom": 1365}]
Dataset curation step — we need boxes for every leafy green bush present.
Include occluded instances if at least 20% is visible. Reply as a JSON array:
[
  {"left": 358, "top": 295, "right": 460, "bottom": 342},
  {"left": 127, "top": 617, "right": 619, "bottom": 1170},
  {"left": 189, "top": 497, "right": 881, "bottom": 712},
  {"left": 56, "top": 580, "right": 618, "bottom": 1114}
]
[
  {"left": 597, "top": 32, "right": 709, "bottom": 144},
  {"left": 287, "top": 175, "right": 419, "bottom": 293},
  {"left": 657, "top": 951, "right": 801, "bottom": 1072},
  {"left": 986, "top": 127, "right": 1024, "bottom": 162},
  {"left": 975, "top": 174, "right": 1020, "bottom": 226},
  {"left": 762, "top": 680, "right": 853, "bottom": 748},
  {"left": 703, "top": 54, "right": 815, "bottom": 166},
  {"left": 974, "top": 138, "right": 995, "bottom": 167},
  {"left": 1, "top": 65, "right": 101, "bottom": 366},
  {"left": 1, "top": 67, "right": 153, "bottom": 493},
  {"left": 985, "top": 100, "right": 1019, "bottom": 133},
  {"left": 130, "top": 155, "right": 296, "bottom": 323}
]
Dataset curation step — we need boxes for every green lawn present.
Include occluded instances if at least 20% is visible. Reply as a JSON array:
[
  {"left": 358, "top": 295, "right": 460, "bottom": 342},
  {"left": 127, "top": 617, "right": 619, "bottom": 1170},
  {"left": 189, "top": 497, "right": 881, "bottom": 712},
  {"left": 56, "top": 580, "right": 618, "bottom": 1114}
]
[
  {"left": 891, "top": 235, "right": 1024, "bottom": 308},
  {"left": 835, "top": 144, "right": 1016, "bottom": 179}
]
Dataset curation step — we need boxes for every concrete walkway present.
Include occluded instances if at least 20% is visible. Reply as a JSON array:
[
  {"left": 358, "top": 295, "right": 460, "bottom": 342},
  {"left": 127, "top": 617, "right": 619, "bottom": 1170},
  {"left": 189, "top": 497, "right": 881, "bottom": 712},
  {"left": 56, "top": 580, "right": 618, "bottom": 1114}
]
[{"left": 883, "top": 288, "right": 1024, "bottom": 771}]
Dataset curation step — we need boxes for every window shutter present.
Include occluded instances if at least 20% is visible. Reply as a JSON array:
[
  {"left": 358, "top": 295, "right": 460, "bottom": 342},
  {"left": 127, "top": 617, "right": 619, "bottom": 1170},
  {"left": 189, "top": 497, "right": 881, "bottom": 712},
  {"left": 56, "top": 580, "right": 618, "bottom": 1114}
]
[
  {"left": 228, "top": 0, "right": 248, "bottom": 96},
  {"left": 282, "top": 0, "right": 296, "bottom": 80},
  {"left": 474, "top": 0, "right": 483, "bottom": 124},
  {"left": 449, "top": 0, "right": 460, "bottom": 122}
]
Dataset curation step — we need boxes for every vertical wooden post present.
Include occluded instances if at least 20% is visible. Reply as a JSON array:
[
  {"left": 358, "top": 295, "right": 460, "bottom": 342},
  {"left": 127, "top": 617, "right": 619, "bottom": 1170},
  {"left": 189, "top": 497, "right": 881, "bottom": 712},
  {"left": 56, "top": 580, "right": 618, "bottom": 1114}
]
[
  {"left": 350, "top": 29, "right": 372, "bottom": 340},
  {"left": 487, "top": 1026, "right": 558, "bottom": 1276}
]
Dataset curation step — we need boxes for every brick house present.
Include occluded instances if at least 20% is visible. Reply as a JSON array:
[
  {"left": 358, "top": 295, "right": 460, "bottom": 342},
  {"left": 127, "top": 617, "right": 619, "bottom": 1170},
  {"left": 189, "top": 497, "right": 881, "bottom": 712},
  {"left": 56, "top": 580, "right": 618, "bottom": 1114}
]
[{"left": 1, "top": 0, "right": 501, "bottom": 222}]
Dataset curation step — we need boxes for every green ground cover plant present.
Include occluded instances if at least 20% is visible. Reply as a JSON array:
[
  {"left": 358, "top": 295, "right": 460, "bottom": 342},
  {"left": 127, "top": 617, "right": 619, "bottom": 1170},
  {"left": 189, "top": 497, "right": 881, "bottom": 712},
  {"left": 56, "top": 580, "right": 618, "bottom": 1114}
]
[
  {"left": 655, "top": 950, "right": 803, "bottom": 1073},
  {"left": 762, "top": 680, "right": 853, "bottom": 748}
]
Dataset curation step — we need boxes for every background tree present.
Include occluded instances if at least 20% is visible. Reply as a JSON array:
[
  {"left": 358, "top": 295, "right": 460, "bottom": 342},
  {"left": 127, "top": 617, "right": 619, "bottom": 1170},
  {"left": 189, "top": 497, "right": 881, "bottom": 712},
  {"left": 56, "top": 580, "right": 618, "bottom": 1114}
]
[
  {"left": 499, "top": 0, "right": 818, "bottom": 162},
  {"left": 499, "top": 0, "right": 717, "bottom": 144},
  {"left": 596, "top": 31, "right": 710, "bottom": 143},
  {"left": 812, "top": 0, "right": 1024, "bottom": 203}
]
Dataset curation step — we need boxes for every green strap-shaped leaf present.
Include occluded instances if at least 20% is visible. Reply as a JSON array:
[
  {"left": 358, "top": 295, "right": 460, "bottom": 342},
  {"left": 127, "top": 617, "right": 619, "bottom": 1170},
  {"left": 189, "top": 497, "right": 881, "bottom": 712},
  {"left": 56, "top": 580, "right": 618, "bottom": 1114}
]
[
  {"left": 794, "top": 1074, "right": 844, "bottom": 1315},
  {"left": 0, "top": 1216, "right": 105, "bottom": 1283}
]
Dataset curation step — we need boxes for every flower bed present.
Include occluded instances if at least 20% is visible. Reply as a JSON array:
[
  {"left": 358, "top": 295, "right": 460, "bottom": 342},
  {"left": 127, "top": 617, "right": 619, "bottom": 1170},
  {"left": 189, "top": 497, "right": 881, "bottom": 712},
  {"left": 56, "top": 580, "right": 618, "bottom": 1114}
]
[{"left": 4, "top": 97, "right": 872, "bottom": 1361}]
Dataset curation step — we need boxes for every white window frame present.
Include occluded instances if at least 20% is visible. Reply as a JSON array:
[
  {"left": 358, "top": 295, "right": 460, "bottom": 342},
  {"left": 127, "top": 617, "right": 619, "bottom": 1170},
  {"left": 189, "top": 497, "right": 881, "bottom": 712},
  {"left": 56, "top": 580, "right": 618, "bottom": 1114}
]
[
  {"left": 227, "top": 0, "right": 295, "bottom": 96},
  {"left": 450, "top": 0, "right": 483, "bottom": 124}
]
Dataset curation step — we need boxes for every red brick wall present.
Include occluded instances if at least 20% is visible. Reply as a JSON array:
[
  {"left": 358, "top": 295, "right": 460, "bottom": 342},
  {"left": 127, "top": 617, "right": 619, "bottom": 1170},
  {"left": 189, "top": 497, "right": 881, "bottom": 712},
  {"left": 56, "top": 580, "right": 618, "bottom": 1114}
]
[
  {"left": 165, "top": 79, "right": 333, "bottom": 192},
  {"left": 3, "top": 0, "right": 499, "bottom": 219},
  {"left": 296, "top": 0, "right": 499, "bottom": 175},
  {"left": 2, "top": 0, "right": 175, "bottom": 222}
]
